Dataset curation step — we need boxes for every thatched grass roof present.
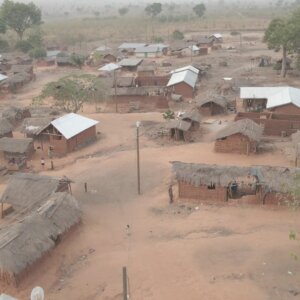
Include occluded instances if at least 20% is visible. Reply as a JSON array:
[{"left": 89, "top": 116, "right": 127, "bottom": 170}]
[
  {"left": 172, "top": 161, "right": 300, "bottom": 193},
  {"left": 1, "top": 173, "right": 71, "bottom": 212},
  {"left": 196, "top": 95, "right": 228, "bottom": 108},
  {"left": 11, "top": 65, "right": 33, "bottom": 74},
  {"left": 0, "top": 137, "right": 33, "bottom": 154},
  {"left": 21, "top": 117, "right": 53, "bottom": 135},
  {"left": 180, "top": 110, "right": 202, "bottom": 123},
  {"left": 166, "top": 120, "right": 191, "bottom": 131},
  {"left": 0, "top": 119, "right": 13, "bottom": 136},
  {"left": 0, "top": 192, "right": 81, "bottom": 277},
  {"left": 1, "top": 106, "right": 31, "bottom": 123},
  {"left": 6, "top": 72, "right": 31, "bottom": 85},
  {"left": 215, "top": 119, "right": 263, "bottom": 142}
]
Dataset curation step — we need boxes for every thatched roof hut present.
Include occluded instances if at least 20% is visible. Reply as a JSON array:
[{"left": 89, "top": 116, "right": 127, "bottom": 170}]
[
  {"left": 180, "top": 110, "right": 202, "bottom": 123},
  {"left": 196, "top": 95, "right": 228, "bottom": 109},
  {"left": 1, "top": 106, "right": 31, "bottom": 124},
  {"left": 0, "top": 118, "right": 13, "bottom": 137},
  {"left": 0, "top": 137, "right": 34, "bottom": 155},
  {"left": 171, "top": 161, "right": 299, "bottom": 194},
  {"left": 1, "top": 173, "right": 71, "bottom": 212},
  {"left": 21, "top": 117, "right": 53, "bottom": 136},
  {"left": 215, "top": 119, "right": 263, "bottom": 142},
  {"left": 0, "top": 192, "right": 81, "bottom": 286}
]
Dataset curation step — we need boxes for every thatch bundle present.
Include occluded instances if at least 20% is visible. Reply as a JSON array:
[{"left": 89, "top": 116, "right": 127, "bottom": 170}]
[
  {"left": 171, "top": 161, "right": 300, "bottom": 194},
  {"left": 0, "top": 192, "right": 81, "bottom": 286},
  {"left": 215, "top": 119, "right": 263, "bottom": 142}
]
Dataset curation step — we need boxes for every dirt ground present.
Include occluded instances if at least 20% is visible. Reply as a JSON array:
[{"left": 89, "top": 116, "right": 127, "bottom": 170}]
[{"left": 1, "top": 32, "right": 300, "bottom": 300}]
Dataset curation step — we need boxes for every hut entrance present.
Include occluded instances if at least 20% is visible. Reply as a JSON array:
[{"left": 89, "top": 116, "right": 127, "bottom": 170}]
[
  {"left": 228, "top": 175, "right": 258, "bottom": 199},
  {"left": 171, "top": 128, "right": 184, "bottom": 141}
]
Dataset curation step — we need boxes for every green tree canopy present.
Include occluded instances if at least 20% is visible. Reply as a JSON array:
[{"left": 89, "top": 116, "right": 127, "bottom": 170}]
[
  {"left": 37, "top": 74, "right": 108, "bottom": 113},
  {"left": 1, "top": 0, "right": 42, "bottom": 40},
  {"left": 264, "top": 12, "right": 300, "bottom": 77},
  {"left": 193, "top": 3, "right": 206, "bottom": 18},
  {"left": 145, "top": 3, "right": 162, "bottom": 18},
  {"left": 70, "top": 53, "right": 86, "bottom": 69}
]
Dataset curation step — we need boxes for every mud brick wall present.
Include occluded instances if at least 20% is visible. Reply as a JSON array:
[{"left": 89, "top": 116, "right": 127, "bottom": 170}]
[
  {"left": 135, "top": 76, "right": 170, "bottom": 87},
  {"left": 270, "top": 103, "right": 300, "bottom": 115},
  {"left": 214, "top": 133, "right": 257, "bottom": 155},
  {"left": 170, "top": 82, "right": 194, "bottom": 98},
  {"left": 178, "top": 181, "right": 227, "bottom": 202}
]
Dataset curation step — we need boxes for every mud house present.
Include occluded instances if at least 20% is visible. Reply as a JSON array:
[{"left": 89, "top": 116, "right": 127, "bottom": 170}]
[
  {"left": 1, "top": 106, "right": 31, "bottom": 125},
  {"left": 240, "top": 86, "right": 300, "bottom": 113},
  {"left": 118, "top": 43, "right": 146, "bottom": 55},
  {"left": 0, "top": 118, "right": 13, "bottom": 138},
  {"left": 209, "top": 33, "right": 223, "bottom": 44},
  {"left": 118, "top": 58, "right": 143, "bottom": 72},
  {"left": 113, "top": 77, "right": 135, "bottom": 88},
  {"left": 0, "top": 137, "right": 35, "bottom": 170},
  {"left": 148, "top": 43, "right": 169, "bottom": 55},
  {"left": 235, "top": 111, "right": 300, "bottom": 136},
  {"left": 196, "top": 95, "right": 228, "bottom": 116},
  {"left": 166, "top": 119, "right": 192, "bottom": 142},
  {"left": 0, "top": 172, "right": 72, "bottom": 214},
  {"left": 167, "top": 66, "right": 198, "bottom": 98},
  {"left": 181, "top": 45, "right": 200, "bottom": 57},
  {"left": 214, "top": 119, "right": 263, "bottom": 155},
  {"left": 172, "top": 162, "right": 300, "bottom": 205},
  {"left": 195, "top": 37, "right": 214, "bottom": 49},
  {"left": 135, "top": 46, "right": 162, "bottom": 58},
  {"left": 41, "top": 113, "right": 99, "bottom": 155},
  {"left": 0, "top": 191, "right": 80, "bottom": 286},
  {"left": 137, "top": 65, "right": 156, "bottom": 77},
  {"left": 179, "top": 110, "right": 201, "bottom": 130}
]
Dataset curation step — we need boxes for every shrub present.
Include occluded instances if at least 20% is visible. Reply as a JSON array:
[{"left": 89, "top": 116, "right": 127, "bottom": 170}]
[
  {"left": 172, "top": 30, "right": 184, "bottom": 40},
  {"left": 29, "top": 48, "right": 47, "bottom": 59},
  {"left": 0, "top": 38, "right": 9, "bottom": 52}
]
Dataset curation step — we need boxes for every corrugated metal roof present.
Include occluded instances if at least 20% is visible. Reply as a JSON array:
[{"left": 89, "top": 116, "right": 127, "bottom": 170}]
[
  {"left": 170, "top": 65, "right": 199, "bottom": 75},
  {"left": 240, "top": 86, "right": 300, "bottom": 109},
  {"left": 98, "top": 63, "right": 120, "bottom": 72},
  {"left": 188, "top": 45, "right": 200, "bottom": 51},
  {"left": 95, "top": 46, "right": 111, "bottom": 52},
  {"left": 240, "top": 87, "right": 284, "bottom": 99},
  {"left": 167, "top": 70, "right": 198, "bottom": 88},
  {"left": 118, "top": 43, "right": 146, "bottom": 49},
  {"left": 267, "top": 87, "right": 300, "bottom": 108},
  {"left": 0, "top": 74, "right": 8, "bottom": 82},
  {"left": 119, "top": 58, "right": 143, "bottom": 67},
  {"left": 51, "top": 113, "right": 99, "bottom": 140},
  {"left": 148, "top": 43, "right": 169, "bottom": 50},
  {"left": 135, "top": 46, "right": 160, "bottom": 53},
  {"left": 47, "top": 50, "right": 61, "bottom": 58}
]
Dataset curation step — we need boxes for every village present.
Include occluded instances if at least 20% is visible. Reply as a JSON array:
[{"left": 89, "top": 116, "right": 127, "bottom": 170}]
[{"left": 0, "top": 1, "right": 299, "bottom": 300}]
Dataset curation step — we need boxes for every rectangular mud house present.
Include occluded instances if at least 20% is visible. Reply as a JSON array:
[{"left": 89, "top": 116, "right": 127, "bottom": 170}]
[
  {"left": 235, "top": 111, "right": 300, "bottom": 136},
  {"left": 196, "top": 96, "right": 227, "bottom": 116},
  {"left": 118, "top": 58, "right": 143, "bottom": 72},
  {"left": 0, "top": 137, "right": 35, "bottom": 170},
  {"left": 240, "top": 86, "right": 300, "bottom": 114},
  {"left": 0, "top": 192, "right": 81, "bottom": 286},
  {"left": 166, "top": 120, "right": 192, "bottom": 142},
  {"left": 135, "top": 46, "right": 162, "bottom": 58},
  {"left": 167, "top": 67, "right": 198, "bottom": 98},
  {"left": 41, "top": 113, "right": 98, "bottom": 155},
  {"left": 171, "top": 161, "right": 300, "bottom": 205},
  {"left": 118, "top": 43, "right": 146, "bottom": 55},
  {"left": 214, "top": 119, "right": 263, "bottom": 155}
]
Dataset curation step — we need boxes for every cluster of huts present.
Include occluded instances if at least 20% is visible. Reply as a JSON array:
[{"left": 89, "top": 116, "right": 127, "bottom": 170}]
[
  {"left": 0, "top": 109, "right": 99, "bottom": 171},
  {"left": 0, "top": 54, "right": 35, "bottom": 94},
  {"left": 0, "top": 172, "right": 81, "bottom": 286},
  {"left": 172, "top": 161, "right": 299, "bottom": 205}
]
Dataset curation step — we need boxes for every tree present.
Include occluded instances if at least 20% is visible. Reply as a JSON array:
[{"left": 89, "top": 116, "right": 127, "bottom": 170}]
[
  {"left": 29, "top": 47, "right": 46, "bottom": 59},
  {"left": 70, "top": 53, "right": 86, "bottom": 69},
  {"left": 193, "top": 3, "right": 206, "bottom": 18},
  {"left": 1, "top": 0, "right": 42, "bottom": 40},
  {"left": 264, "top": 16, "right": 299, "bottom": 77},
  {"left": 27, "top": 28, "right": 44, "bottom": 49},
  {"left": 145, "top": 3, "right": 162, "bottom": 18},
  {"left": 0, "top": 19, "right": 6, "bottom": 34},
  {"left": 163, "top": 110, "right": 175, "bottom": 121},
  {"left": 172, "top": 30, "right": 184, "bottom": 40},
  {"left": 118, "top": 7, "right": 129, "bottom": 16},
  {"left": 37, "top": 74, "right": 108, "bottom": 113}
]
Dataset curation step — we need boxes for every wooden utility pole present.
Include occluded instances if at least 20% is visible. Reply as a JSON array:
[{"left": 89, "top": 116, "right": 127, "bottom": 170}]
[
  {"left": 123, "top": 267, "right": 128, "bottom": 300},
  {"left": 136, "top": 122, "right": 141, "bottom": 195},
  {"left": 114, "top": 70, "right": 118, "bottom": 113}
]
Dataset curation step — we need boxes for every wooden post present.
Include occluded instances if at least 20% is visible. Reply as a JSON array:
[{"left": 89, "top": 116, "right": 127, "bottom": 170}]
[
  {"left": 84, "top": 182, "right": 88, "bottom": 193},
  {"left": 51, "top": 160, "right": 54, "bottom": 170},
  {"left": 123, "top": 267, "right": 128, "bottom": 300},
  {"left": 1, "top": 202, "right": 3, "bottom": 219}
]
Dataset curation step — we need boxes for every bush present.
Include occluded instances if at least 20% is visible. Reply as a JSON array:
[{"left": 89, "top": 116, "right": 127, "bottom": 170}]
[
  {"left": 230, "top": 31, "right": 240, "bottom": 36},
  {"left": 15, "top": 40, "right": 32, "bottom": 53},
  {"left": 0, "top": 38, "right": 9, "bottom": 52},
  {"left": 29, "top": 48, "right": 47, "bottom": 59},
  {"left": 172, "top": 30, "right": 184, "bottom": 40},
  {"left": 153, "top": 36, "right": 164, "bottom": 43}
]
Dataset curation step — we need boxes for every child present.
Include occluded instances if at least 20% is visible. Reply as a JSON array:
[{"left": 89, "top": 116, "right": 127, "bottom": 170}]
[{"left": 41, "top": 157, "right": 45, "bottom": 168}]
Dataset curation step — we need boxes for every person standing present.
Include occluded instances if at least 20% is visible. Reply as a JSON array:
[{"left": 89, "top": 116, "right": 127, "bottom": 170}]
[
  {"left": 168, "top": 184, "right": 174, "bottom": 204},
  {"left": 41, "top": 157, "right": 45, "bottom": 169}
]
